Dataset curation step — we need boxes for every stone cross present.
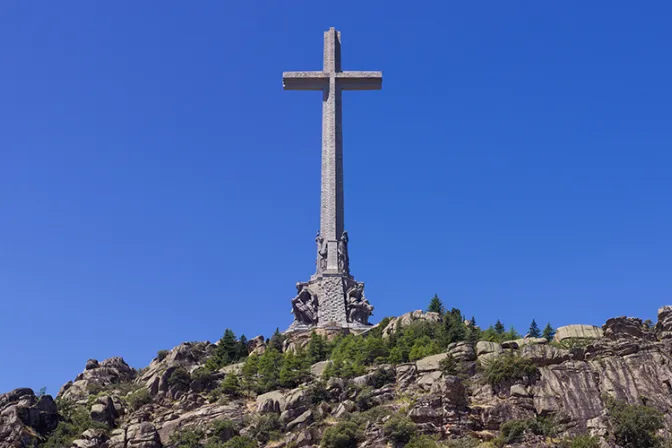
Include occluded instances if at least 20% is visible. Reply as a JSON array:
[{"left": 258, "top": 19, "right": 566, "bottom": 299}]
[{"left": 283, "top": 28, "right": 382, "bottom": 274}]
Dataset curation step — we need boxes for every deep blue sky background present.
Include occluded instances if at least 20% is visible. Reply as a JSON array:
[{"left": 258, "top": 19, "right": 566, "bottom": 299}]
[{"left": 1, "top": 1, "right": 671, "bottom": 396}]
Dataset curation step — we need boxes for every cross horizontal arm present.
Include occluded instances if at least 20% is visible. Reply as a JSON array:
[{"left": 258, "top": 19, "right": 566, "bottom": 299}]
[
  {"left": 336, "top": 71, "right": 382, "bottom": 91},
  {"left": 283, "top": 72, "right": 329, "bottom": 90}
]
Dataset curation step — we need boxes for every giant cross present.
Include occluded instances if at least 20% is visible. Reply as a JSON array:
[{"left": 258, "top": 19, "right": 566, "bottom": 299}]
[
  {"left": 283, "top": 28, "right": 381, "bottom": 330},
  {"left": 283, "top": 27, "right": 382, "bottom": 274}
]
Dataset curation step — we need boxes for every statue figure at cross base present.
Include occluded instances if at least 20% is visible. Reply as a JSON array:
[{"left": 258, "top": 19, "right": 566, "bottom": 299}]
[{"left": 284, "top": 27, "right": 381, "bottom": 331}]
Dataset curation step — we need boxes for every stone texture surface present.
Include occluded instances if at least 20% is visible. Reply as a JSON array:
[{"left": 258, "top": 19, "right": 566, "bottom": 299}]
[
  {"left": 554, "top": 324, "right": 604, "bottom": 342},
  {"left": 382, "top": 310, "right": 442, "bottom": 338},
  {"left": 9, "top": 308, "right": 672, "bottom": 447}
]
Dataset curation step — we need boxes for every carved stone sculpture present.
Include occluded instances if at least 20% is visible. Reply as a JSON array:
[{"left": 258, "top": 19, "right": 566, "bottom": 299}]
[
  {"left": 346, "top": 282, "right": 373, "bottom": 325},
  {"left": 337, "top": 231, "right": 349, "bottom": 274},
  {"left": 291, "top": 283, "right": 319, "bottom": 326},
  {"left": 316, "top": 231, "right": 327, "bottom": 274}
]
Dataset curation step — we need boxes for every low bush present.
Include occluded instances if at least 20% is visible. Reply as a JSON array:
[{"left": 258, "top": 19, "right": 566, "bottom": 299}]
[
  {"left": 321, "top": 421, "right": 362, "bottom": 448},
  {"left": 558, "top": 434, "right": 601, "bottom": 448},
  {"left": 383, "top": 414, "right": 417, "bottom": 445},
  {"left": 247, "top": 413, "right": 283, "bottom": 444},
  {"left": 169, "top": 428, "right": 204, "bottom": 448},
  {"left": 482, "top": 352, "right": 538, "bottom": 392},
  {"left": 496, "top": 417, "right": 556, "bottom": 445},
  {"left": 157, "top": 349, "right": 170, "bottom": 361},
  {"left": 405, "top": 435, "right": 440, "bottom": 448},
  {"left": 127, "top": 387, "right": 151, "bottom": 411},
  {"left": 40, "top": 400, "right": 109, "bottom": 448},
  {"left": 168, "top": 367, "right": 191, "bottom": 391},
  {"left": 209, "top": 419, "right": 238, "bottom": 444},
  {"left": 606, "top": 397, "right": 664, "bottom": 448},
  {"left": 221, "top": 436, "right": 256, "bottom": 448}
]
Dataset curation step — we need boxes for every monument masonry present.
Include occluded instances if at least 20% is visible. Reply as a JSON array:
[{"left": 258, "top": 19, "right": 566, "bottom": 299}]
[{"left": 284, "top": 28, "right": 381, "bottom": 331}]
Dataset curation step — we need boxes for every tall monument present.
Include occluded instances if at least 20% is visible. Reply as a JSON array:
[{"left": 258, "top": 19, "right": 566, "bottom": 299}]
[{"left": 284, "top": 28, "right": 381, "bottom": 330}]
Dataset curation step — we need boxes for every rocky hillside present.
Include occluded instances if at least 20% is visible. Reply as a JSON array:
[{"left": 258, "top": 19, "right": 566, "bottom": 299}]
[{"left": 4, "top": 306, "right": 672, "bottom": 448}]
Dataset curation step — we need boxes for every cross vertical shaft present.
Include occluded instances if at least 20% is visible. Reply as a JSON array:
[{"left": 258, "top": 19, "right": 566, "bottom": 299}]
[
  {"left": 321, "top": 28, "right": 344, "bottom": 270},
  {"left": 283, "top": 27, "right": 382, "bottom": 275}
]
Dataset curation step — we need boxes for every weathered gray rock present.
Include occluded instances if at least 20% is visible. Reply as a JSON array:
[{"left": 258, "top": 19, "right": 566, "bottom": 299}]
[
  {"left": 0, "top": 389, "right": 59, "bottom": 448},
  {"left": 501, "top": 337, "right": 548, "bottom": 349},
  {"left": 447, "top": 341, "right": 476, "bottom": 361},
  {"left": 72, "top": 428, "right": 108, "bottom": 448},
  {"left": 287, "top": 409, "right": 313, "bottom": 431},
  {"left": 59, "top": 357, "right": 136, "bottom": 403},
  {"left": 256, "top": 390, "right": 286, "bottom": 413},
  {"left": 90, "top": 395, "right": 119, "bottom": 427},
  {"left": 416, "top": 353, "right": 448, "bottom": 372},
  {"left": 554, "top": 325, "right": 603, "bottom": 342},
  {"left": 246, "top": 335, "right": 266, "bottom": 355},
  {"left": 657, "top": 306, "right": 672, "bottom": 339},
  {"left": 382, "top": 310, "right": 442, "bottom": 338},
  {"left": 125, "top": 421, "right": 161, "bottom": 448},
  {"left": 476, "top": 341, "right": 503, "bottom": 357},
  {"left": 603, "top": 316, "right": 654, "bottom": 340},
  {"left": 521, "top": 344, "right": 571, "bottom": 366},
  {"left": 310, "top": 360, "right": 332, "bottom": 377}
]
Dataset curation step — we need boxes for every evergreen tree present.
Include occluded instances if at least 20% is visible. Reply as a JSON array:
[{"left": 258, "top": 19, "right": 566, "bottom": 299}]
[
  {"left": 542, "top": 322, "right": 555, "bottom": 341},
  {"left": 427, "top": 294, "right": 445, "bottom": 316},
  {"left": 307, "top": 331, "right": 328, "bottom": 364},
  {"left": 466, "top": 316, "right": 481, "bottom": 343},
  {"left": 241, "top": 354, "right": 259, "bottom": 393},
  {"left": 257, "top": 348, "right": 283, "bottom": 393},
  {"left": 221, "top": 373, "right": 241, "bottom": 396},
  {"left": 494, "top": 320, "right": 506, "bottom": 335},
  {"left": 269, "top": 328, "right": 284, "bottom": 352},
  {"left": 279, "top": 349, "right": 310, "bottom": 388},
  {"left": 441, "top": 307, "right": 466, "bottom": 346},
  {"left": 528, "top": 320, "right": 541, "bottom": 338},
  {"left": 236, "top": 335, "right": 248, "bottom": 360}
]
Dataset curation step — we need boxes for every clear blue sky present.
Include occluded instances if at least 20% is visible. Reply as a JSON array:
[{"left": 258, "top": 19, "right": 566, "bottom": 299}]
[{"left": 1, "top": 1, "right": 671, "bottom": 396}]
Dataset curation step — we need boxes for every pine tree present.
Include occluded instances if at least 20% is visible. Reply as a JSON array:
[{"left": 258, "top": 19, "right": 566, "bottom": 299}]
[
  {"left": 257, "top": 348, "right": 283, "bottom": 393},
  {"left": 466, "top": 316, "right": 481, "bottom": 343},
  {"left": 442, "top": 307, "right": 466, "bottom": 346},
  {"left": 494, "top": 320, "right": 505, "bottom": 335},
  {"left": 236, "top": 334, "right": 249, "bottom": 360},
  {"left": 427, "top": 294, "right": 445, "bottom": 316},
  {"left": 307, "top": 331, "right": 328, "bottom": 364},
  {"left": 542, "top": 323, "right": 555, "bottom": 341},
  {"left": 269, "top": 328, "right": 284, "bottom": 352},
  {"left": 528, "top": 320, "right": 541, "bottom": 338},
  {"left": 221, "top": 373, "right": 241, "bottom": 396}
]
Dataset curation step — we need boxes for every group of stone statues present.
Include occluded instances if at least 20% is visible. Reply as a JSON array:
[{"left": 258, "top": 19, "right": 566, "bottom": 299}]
[
  {"left": 315, "top": 230, "right": 350, "bottom": 275},
  {"left": 290, "top": 280, "right": 373, "bottom": 327}
]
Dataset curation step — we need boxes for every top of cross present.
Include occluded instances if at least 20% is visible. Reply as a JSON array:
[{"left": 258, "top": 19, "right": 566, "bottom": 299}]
[{"left": 283, "top": 28, "right": 382, "bottom": 91}]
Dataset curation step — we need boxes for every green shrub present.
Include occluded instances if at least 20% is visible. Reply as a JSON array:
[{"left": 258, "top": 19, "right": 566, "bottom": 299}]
[
  {"left": 558, "top": 434, "right": 601, "bottom": 448},
  {"left": 309, "top": 381, "right": 329, "bottom": 404},
  {"left": 168, "top": 367, "right": 191, "bottom": 391},
  {"left": 482, "top": 352, "right": 538, "bottom": 391},
  {"left": 220, "top": 374, "right": 241, "bottom": 397},
  {"left": 443, "top": 437, "right": 480, "bottom": 448},
  {"left": 496, "top": 417, "right": 556, "bottom": 445},
  {"left": 157, "top": 349, "right": 170, "bottom": 361},
  {"left": 606, "top": 397, "right": 664, "bottom": 448},
  {"left": 127, "top": 387, "right": 151, "bottom": 411},
  {"left": 248, "top": 413, "right": 282, "bottom": 444},
  {"left": 222, "top": 436, "right": 256, "bottom": 448},
  {"left": 370, "top": 366, "right": 396, "bottom": 388},
  {"left": 439, "top": 355, "right": 458, "bottom": 375},
  {"left": 208, "top": 419, "right": 237, "bottom": 444},
  {"left": 40, "top": 400, "right": 109, "bottom": 448},
  {"left": 321, "top": 421, "right": 362, "bottom": 448},
  {"left": 169, "top": 428, "right": 204, "bottom": 448},
  {"left": 354, "top": 386, "right": 374, "bottom": 411},
  {"left": 405, "top": 435, "right": 440, "bottom": 448},
  {"left": 383, "top": 414, "right": 417, "bottom": 445}
]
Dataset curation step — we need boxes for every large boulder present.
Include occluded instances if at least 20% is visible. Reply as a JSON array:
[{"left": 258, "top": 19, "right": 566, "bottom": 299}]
[
  {"left": 382, "top": 310, "right": 442, "bottom": 338},
  {"left": 476, "top": 341, "right": 503, "bottom": 357},
  {"left": 603, "top": 317, "right": 654, "bottom": 340},
  {"left": 554, "top": 325, "right": 603, "bottom": 342},
  {"left": 0, "top": 388, "right": 59, "bottom": 448},
  {"left": 59, "top": 357, "right": 136, "bottom": 403},
  {"left": 447, "top": 341, "right": 476, "bottom": 362},
  {"left": 657, "top": 306, "right": 672, "bottom": 339},
  {"left": 247, "top": 335, "right": 266, "bottom": 355}
]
